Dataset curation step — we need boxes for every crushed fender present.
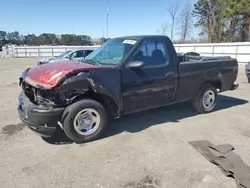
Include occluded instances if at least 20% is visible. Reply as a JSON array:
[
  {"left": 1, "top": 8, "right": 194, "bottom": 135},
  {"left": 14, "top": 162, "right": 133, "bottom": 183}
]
[{"left": 189, "top": 140, "right": 250, "bottom": 188}]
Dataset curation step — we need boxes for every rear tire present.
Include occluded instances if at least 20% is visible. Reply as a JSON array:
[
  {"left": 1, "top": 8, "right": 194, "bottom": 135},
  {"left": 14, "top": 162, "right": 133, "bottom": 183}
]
[
  {"left": 62, "top": 99, "right": 107, "bottom": 143},
  {"left": 192, "top": 84, "right": 217, "bottom": 113}
]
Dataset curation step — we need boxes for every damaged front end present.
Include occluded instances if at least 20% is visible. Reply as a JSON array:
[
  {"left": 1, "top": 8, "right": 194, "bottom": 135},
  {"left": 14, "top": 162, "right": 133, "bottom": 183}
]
[
  {"left": 18, "top": 66, "right": 94, "bottom": 137},
  {"left": 19, "top": 70, "right": 90, "bottom": 108},
  {"left": 18, "top": 90, "right": 65, "bottom": 137},
  {"left": 18, "top": 60, "right": 122, "bottom": 137},
  {"left": 19, "top": 59, "right": 103, "bottom": 108}
]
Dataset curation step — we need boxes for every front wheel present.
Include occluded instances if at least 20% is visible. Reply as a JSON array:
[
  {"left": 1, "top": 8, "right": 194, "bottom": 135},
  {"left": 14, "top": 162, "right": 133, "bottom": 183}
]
[
  {"left": 192, "top": 84, "right": 217, "bottom": 113},
  {"left": 62, "top": 99, "right": 107, "bottom": 143}
]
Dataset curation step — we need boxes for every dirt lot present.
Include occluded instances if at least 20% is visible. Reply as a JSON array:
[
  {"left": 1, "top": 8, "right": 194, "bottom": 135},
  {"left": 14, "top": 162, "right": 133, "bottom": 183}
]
[{"left": 0, "top": 57, "right": 249, "bottom": 188}]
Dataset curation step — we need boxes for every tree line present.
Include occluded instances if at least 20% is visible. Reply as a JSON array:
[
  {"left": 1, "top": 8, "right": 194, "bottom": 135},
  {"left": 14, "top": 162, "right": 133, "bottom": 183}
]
[
  {"left": 193, "top": 0, "right": 250, "bottom": 42},
  {"left": 158, "top": 0, "right": 250, "bottom": 43},
  {"left": 0, "top": 31, "right": 110, "bottom": 46}
]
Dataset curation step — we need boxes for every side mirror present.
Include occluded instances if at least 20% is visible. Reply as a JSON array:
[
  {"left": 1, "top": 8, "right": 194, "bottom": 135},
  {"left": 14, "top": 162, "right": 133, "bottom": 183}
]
[{"left": 127, "top": 61, "right": 144, "bottom": 69}]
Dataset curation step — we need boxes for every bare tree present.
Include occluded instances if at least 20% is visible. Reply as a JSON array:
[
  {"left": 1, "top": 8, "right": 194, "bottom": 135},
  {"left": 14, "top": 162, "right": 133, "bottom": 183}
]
[
  {"left": 167, "top": 0, "right": 181, "bottom": 40},
  {"left": 179, "top": 0, "right": 193, "bottom": 41},
  {"left": 157, "top": 24, "right": 169, "bottom": 35}
]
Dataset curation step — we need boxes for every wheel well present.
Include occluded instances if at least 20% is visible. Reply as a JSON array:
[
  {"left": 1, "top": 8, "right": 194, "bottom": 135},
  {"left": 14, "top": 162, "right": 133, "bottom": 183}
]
[
  {"left": 205, "top": 80, "right": 222, "bottom": 91},
  {"left": 75, "top": 91, "right": 119, "bottom": 118}
]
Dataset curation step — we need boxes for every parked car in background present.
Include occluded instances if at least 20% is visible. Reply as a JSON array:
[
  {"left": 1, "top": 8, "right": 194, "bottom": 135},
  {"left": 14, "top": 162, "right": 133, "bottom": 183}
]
[
  {"left": 18, "top": 35, "right": 239, "bottom": 143},
  {"left": 37, "top": 48, "right": 95, "bottom": 65},
  {"left": 0, "top": 45, "right": 2, "bottom": 51},
  {"left": 245, "top": 61, "right": 250, "bottom": 82}
]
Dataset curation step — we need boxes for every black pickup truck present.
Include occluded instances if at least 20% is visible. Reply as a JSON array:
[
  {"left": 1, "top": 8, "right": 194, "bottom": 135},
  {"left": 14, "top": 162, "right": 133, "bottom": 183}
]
[{"left": 18, "top": 35, "right": 239, "bottom": 143}]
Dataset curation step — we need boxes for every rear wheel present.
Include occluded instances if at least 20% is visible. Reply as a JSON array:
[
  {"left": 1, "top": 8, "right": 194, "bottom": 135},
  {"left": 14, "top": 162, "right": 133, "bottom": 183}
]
[
  {"left": 62, "top": 99, "right": 107, "bottom": 143},
  {"left": 192, "top": 84, "right": 217, "bottom": 113}
]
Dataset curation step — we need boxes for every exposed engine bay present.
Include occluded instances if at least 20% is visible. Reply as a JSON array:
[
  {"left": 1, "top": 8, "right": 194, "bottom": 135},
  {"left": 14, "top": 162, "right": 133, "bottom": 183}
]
[
  {"left": 19, "top": 70, "right": 90, "bottom": 108},
  {"left": 19, "top": 65, "right": 120, "bottom": 118}
]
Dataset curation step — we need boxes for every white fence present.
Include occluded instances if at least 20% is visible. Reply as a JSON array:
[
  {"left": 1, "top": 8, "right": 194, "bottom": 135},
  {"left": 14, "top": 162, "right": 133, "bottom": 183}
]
[
  {"left": 8, "top": 45, "right": 99, "bottom": 58},
  {"left": 6, "top": 42, "right": 250, "bottom": 63},
  {"left": 174, "top": 42, "right": 250, "bottom": 63}
]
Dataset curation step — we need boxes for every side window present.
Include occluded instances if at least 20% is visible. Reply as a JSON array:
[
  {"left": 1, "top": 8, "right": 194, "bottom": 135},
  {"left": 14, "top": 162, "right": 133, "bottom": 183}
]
[
  {"left": 134, "top": 40, "right": 168, "bottom": 66},
  {"left": 71, "top": 50, "right": 84, "bottom": 58},
  {"left": 76, "top": 50, "right": 84, "bottom": 58},
  {"left": 85, "top": 50, "right": 93, "bottom": 57},
  {"left": 69, "top": 52, "right": 76, "bottom": 58}
]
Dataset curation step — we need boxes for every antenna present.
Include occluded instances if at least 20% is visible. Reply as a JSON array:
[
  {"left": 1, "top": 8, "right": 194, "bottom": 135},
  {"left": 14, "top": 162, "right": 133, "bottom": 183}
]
[{"left": 106, "top": 0, "right": 109, "bottom": 38}]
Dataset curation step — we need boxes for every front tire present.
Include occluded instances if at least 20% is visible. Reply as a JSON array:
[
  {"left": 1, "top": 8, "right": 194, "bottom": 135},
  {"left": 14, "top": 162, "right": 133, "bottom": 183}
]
[
  {"left": 192, "top": 84, "right": 217, "bottom": 113},
  {"left": 62, "top": 99, "right": 107, "bottom": 143}
]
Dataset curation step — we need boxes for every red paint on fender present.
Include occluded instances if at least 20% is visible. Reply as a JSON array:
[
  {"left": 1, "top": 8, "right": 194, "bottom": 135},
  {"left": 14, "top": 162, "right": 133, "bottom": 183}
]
[{"left": 26, "top": 60, "right": 102, "bottom": 89}]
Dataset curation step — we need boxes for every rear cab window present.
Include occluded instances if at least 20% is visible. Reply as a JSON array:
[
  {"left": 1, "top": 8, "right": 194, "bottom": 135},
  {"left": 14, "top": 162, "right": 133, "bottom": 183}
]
[{"left": 134, "top": 40, "right": 169, "bottom": 66}]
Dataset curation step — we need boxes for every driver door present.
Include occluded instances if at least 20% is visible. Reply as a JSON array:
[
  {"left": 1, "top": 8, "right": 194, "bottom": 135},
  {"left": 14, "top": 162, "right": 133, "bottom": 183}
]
[{"left": 121, "top": 40, "right": 175, "bottom": 114}]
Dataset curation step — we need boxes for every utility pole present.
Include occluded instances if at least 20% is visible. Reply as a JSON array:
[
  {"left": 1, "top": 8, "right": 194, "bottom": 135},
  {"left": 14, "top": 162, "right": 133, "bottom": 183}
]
[
  {"left": 103, "top": 29, "right": 105, "bottom": 44},
  {"left": 106, "top": 0, "right": 109, "bottom": 39}
]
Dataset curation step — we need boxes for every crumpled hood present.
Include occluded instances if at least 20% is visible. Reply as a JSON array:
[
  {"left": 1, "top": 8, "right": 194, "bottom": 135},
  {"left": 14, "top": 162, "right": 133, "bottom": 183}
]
[{"left": 25, "top": 60, "right": 102, "bottom": 89}]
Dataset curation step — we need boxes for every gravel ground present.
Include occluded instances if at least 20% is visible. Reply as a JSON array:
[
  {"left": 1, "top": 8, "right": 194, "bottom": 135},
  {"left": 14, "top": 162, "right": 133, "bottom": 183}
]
[{"left": 0, "top": 57, "right": 249, "bottom": 188}]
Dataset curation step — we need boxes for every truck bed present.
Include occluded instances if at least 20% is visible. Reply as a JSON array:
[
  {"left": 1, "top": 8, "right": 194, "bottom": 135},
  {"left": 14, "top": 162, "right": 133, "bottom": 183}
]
[{"left": 175, "top": 57, "right": 238, "bottom": 102}]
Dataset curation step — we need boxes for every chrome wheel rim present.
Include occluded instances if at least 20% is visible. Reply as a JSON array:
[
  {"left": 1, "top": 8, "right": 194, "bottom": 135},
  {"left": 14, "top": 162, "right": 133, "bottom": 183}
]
[
  {"left": 202, "top": 90, "right": 215, "bottom": 109},
  {"left": 73, "top": 108, "right": 100, "bottom": 136}
]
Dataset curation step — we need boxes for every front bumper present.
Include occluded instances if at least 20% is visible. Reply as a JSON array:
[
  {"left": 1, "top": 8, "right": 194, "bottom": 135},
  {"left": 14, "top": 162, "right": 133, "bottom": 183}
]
[{"left": 18, "top": 92, "right": 65, "bottom": 137}]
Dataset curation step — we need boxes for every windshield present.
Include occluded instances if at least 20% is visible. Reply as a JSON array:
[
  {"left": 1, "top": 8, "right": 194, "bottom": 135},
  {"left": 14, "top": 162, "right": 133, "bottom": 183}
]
[
  {"left": 84, "top": 38, "right": 137, "bottom": 65},
  {"left": 57, "top": 50, "right": 72, "bottom": 58}
]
